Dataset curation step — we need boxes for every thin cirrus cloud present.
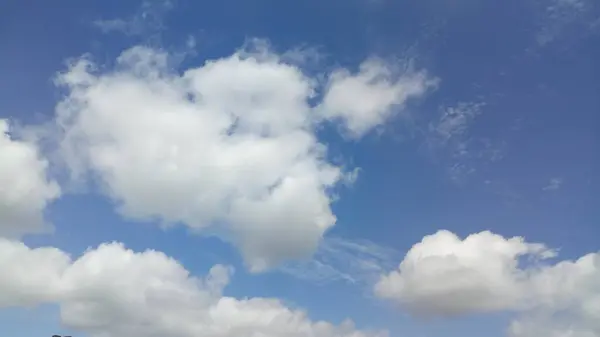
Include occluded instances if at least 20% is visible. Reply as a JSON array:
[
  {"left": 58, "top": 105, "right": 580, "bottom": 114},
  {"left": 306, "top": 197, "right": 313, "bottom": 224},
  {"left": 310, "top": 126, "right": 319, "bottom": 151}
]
[
  {"left": 424, "top": 101, "right": 506, "bottom": 183},
  {"left": 543, "top": 177, "right": 563, "bottom": 191},
  {"left": 279, "top": 236, "right": 402, "bottom": 286},
  {"left": 93, "top": 0, "right": 173, "bottom": 40},
  {"left": 534, "top": 0, "right": 598, "bottom": 47},
  {"left": 374, "top": 230, "right": 600, "bottom": 337},
  {"left": 43, "top": 40, "right": 437, "bottom": 272}
]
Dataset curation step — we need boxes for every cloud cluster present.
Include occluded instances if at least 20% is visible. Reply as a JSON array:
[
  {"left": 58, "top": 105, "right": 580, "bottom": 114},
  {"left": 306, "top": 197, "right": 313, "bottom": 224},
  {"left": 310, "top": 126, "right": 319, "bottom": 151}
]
[
  {"left": 0, "top": 238, "right": 386, "bottom": 337},
  {"left": 0, "top": 38, "right": 432, "bottom": 337},
  {"left": 375, "top": 230, "right": 600, "bottom": 336},
  {"left": 1, "top": 102, "right": 391, "bottom": 336},
  {"left": 50, "top": 42, "right": 435, "bottom": 271},
  {"left": 0, "top": 119, "right": 60, "bottom": 238}
]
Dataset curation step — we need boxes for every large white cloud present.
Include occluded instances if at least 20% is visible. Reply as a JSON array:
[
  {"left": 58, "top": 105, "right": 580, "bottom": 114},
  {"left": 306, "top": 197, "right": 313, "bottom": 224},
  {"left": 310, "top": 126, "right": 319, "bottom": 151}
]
[
  {"left": 509, "top": 252, "right": 600, "bottom": 337},
  {"left": 50, "top": 42, "right": 435, "bottom": 271},
  {"left": 0, "top": 119, "right": 60, "bottom": 238},
  {"left": 374, "top": 230, "right": 555, "bottom": 315},
  {"left": 375, "top": 230, "right": 600, "bottom": 336},
  {"left": 0, "top": 239, "right": 387, "bottom": 337}
]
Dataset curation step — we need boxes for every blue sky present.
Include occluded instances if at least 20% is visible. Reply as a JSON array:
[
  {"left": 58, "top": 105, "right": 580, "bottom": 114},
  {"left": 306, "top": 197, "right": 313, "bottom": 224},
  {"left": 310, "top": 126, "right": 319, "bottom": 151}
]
[{"left": 0, "top": 1, "right": 598, "bottom": 337}]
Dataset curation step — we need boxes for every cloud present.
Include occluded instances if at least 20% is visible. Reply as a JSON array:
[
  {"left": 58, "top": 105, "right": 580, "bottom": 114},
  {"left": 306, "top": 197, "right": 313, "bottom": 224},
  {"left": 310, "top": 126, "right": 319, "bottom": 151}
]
[
  {"left": 509, "top": 252, "right": 600, "bottom": 337},
  {"left": 46, "top": 41, "right": 435, "bottom": 272},
  {"left": 425, "top": 102, "right": 489, "bottom": 181},
  {"left": 0, "top": 119, "right": 60, "bottom": 238},
  {"left": 280, "top": 236, "right": 401, "bottom": 286},
  {"left": 536, "top": 0, "right": 584, "bottom": 45},
  {"left": 534, "top": 0, "right": 598, "bottom": 47},
  {"left": 319, "top": 59, "right": 438, "bottom": 138},
  {"left": 0, "top": 239, "right": 70, "bottom": 307},
  {"left": 424, "top": 101, "right": 507, "bottom": 182},
  {"left": 93, "top": 0, "right": 173, "bottom": 43},
  {"left": 428, "top": 102, "right": 483, "bottom": 147},
  {"left": 543, "top": 177, "right": 563, "bottom": 191},
  {"left": 374, "top": 230, "right": 555, "bottom": 316},
  {"left": 375, "top": 230, "right": 600, "bottom": 336},
  {"left": 0, "top": 239, "right": 387, "bottom": 337}
]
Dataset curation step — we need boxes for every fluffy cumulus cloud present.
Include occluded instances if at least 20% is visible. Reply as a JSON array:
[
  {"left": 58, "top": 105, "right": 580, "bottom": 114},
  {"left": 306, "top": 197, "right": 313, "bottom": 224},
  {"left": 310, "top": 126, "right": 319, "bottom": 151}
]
[
  {"left": 374, "top": 230, "right": 555, "bottom": 315},
  {"left": 509, "top": 252, "right": 600, "bottom": 337},
  {"left": 0, "top": 239, "right": 70, "bottom": 307},
  {"left": 50, "top": 41, "right": 435, "bottom": 271},
  {"left": 319, "top": 59, "right": 438, "bottom": 138},
  {"left": 0, "top": 119, "right": 60, "bottom": 238},
  {"left": 0, "top": 239, "right": 386, "bottom": 337},
  {"left": 375, "top": 230, "right": 600, "bottom": 336}
]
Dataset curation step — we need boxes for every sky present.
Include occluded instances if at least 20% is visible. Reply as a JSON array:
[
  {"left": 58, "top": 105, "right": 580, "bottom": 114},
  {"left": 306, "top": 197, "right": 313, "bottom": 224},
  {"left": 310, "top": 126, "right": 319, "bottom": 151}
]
[{"left": 0, "top": 0, "right": 599, "bottom": 336}]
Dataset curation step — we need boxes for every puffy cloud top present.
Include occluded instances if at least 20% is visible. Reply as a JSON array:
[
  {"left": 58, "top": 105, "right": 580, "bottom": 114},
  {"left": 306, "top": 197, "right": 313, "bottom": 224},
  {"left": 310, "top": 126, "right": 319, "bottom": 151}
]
[
  {"left": 0, "top": 119, "right": 60, "bottom": 238},
  {"left": 0, "top": 239, "right": 387, "bottom": 337},
  {"left": 375, "top": 230, "right": 600, "bottom": 336}
]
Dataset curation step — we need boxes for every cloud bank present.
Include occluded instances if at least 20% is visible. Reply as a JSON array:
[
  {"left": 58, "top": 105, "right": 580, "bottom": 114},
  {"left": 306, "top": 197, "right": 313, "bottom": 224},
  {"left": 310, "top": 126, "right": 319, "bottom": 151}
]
[{"left": 0, "top": 238, "right": 387, "bottom": 337}]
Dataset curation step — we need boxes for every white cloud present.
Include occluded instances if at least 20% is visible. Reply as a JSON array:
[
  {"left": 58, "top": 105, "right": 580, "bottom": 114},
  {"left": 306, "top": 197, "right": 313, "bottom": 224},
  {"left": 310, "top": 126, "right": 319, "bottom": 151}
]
[
  {"left": 0, "top": 119, "right": 60, "bottom": 238},
  {"left": 375, "top": 230, "right": 600, "bottom": 336},
  {"left": 543, "top": 177, "right": 563, "bottom": 191},
  {"left": 319, "top": 59, "right": 438, "bottom": 138},
  {"left": 49, "top": 42, "right": 435, "bottom": 271},
  {"left": 509, "top": 251, "right": 600, "bottom": 337},
  {"left": 0, "top": 239, "right": 70, "bottom": 307},
  {"left": 374, "top": 230, "right": 555, "bottom": 316},
  {"left": 0, "top": 239, "right": 387, "bottom": 337}
]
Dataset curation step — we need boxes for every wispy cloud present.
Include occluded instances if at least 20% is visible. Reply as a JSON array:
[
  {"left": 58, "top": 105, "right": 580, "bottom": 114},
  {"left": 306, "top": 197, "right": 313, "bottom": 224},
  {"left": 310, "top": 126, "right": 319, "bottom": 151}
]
[
  {"left": 543, "top": 177, "right": 563, "bottom": 191},
  {"left": 279, "top": 236, "right": 401, "bottom": 287},
  {"left": 94, "top": 0, "right": 174, "bottom": 43},
  {"left": 428, "top": 102, "right": 484, "bottom": 147},
  {"left": 534, "top": 0, "right": 598, "bottom": 47},
  {"left": 424, "top": 101, "right": 506, "bottom": 183}
]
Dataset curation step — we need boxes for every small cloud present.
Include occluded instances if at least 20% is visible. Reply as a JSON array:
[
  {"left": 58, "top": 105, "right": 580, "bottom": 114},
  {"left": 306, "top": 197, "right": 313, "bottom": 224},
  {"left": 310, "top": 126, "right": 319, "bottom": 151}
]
[
  {"left": 428, "top": 102, "right": 484, "bottom": 147},
  {"left": 94, "top": 18, "right": 130, "bottom": 34},
  {"left": 484, "top": 180, "right": 525, "bottom": 208},
  {"left": 93, "top": 0, "right": 174, "bottom": 42},
  {"left": 281, "top": 45, "right": 326, "bottom": 66},
  {"left": 543, "top": 177, "right": 563, "bottom": 191},
  {"left": 534, "top": 0, "right": 596, "bottom": 47},
  {"left": 319, "top": 58, "right": 439, "bottom": 139}
]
